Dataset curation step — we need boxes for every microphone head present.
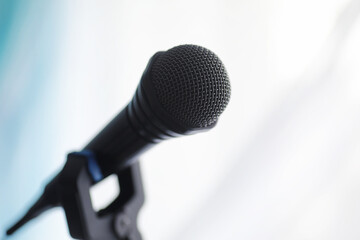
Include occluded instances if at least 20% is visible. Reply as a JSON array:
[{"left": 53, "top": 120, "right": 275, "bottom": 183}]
[
  {"left": 149, "top": 45, "right": 231, "bottom": 129},
  {"left": 135, "top": 44, "right": 231, "bottom": 137}
]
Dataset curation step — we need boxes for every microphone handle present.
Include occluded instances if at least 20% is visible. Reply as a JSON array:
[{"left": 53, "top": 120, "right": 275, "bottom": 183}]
[{"left": 84, "top": 106, "right": 154, "bottom": 177}]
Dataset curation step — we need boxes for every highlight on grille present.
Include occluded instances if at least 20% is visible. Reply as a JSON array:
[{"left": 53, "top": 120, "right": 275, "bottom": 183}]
[{"left": 150, "top": 44, "right": 231, "bottom": 129}]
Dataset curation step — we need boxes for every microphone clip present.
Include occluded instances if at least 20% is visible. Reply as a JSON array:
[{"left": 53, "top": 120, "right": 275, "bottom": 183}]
[{"left": 7, "top": 152, "right": 145, "bottom": 240}]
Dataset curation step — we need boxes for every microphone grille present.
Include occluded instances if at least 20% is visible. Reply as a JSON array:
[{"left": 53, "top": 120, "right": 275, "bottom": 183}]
[{"left": 150, "top": 45, "right": 231, "bottom": 129}]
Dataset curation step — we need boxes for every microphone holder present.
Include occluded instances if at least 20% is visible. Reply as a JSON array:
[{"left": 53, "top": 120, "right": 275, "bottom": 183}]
[{"left": 6, "top": 151, "right": 145, "bottom": 240}]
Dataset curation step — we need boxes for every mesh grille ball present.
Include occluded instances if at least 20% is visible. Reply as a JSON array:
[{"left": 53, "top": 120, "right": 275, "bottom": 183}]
[{"left": 150, "top": 45, "right": 231, "bottom": 129}]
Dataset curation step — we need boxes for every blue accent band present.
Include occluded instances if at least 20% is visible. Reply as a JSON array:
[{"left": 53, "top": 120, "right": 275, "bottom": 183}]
[{"left": 72, "top": 150, "right": 103, "bottom": 182}]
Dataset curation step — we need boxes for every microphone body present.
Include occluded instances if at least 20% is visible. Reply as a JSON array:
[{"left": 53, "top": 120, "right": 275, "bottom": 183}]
[{"left": 84, "top": 106, "right": 153, "bottom": 177}]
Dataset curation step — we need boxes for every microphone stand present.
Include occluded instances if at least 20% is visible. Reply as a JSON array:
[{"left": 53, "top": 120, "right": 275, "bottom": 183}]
[{"left": 6, "top": 151, "right": 145, "bottom": 240}]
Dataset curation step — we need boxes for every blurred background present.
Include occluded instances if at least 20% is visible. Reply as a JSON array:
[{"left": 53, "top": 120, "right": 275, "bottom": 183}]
[{"left": 1, "top": 0, "right": 360, "bottom": 239}]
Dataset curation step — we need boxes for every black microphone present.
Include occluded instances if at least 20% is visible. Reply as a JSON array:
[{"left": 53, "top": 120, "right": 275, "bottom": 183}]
[
  {"left": 6, "top": 44, "right": 231, "bottom": 237},
  {"left": 84, "top": 44, "right": 231, "bottom": 177}
]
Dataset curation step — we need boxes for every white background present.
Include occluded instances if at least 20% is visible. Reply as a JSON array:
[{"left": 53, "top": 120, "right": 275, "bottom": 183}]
[{"left": 1, "top": 0, "right": 360, "bottom": 239}]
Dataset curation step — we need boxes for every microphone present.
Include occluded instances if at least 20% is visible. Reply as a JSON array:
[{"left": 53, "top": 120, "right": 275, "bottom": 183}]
[
  {"left": 84, "top": 44, "right": 231, "bottom": 177},
  {"left": 6, "top": 44, "right": 231, "bottom": 237}
]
